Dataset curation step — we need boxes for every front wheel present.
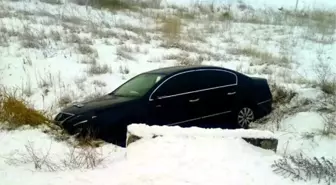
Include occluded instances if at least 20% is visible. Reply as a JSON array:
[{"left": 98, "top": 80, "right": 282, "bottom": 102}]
[{"left": 236, "top": 107, "right": 255, "bottom": 129}]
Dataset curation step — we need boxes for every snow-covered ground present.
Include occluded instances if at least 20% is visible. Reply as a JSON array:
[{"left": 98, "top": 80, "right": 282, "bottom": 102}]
[
  {"left": 0, "top": 0, "right": 335, "bottom": 184},
  {"left": 0, "top": 119, "right": 334, "bottom": 185}
]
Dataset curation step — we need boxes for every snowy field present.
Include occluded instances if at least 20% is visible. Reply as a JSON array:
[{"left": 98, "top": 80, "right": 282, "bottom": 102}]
[{"left": 0, "top": 0, "right": 336, "bottom": 184}]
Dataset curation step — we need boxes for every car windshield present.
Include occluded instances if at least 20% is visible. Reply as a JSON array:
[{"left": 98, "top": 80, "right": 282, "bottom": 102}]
[{"left": 113, "top": 73, "right": 165, "bottom": 97}]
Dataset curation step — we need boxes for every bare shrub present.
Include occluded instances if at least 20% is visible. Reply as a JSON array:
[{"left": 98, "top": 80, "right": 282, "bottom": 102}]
[
  {"left": 119, "top": 65, "right": 130, "bottom": 74},
  {"left": 92, "top": 80, "right": 106, "bottom": 87},
  {"left": 318, "top": 113, "right": 336, "bottom": 137},
  {"left": 272, "top": 153, "right": 336, "bottom": 184},
  {"left": 5, "top": 140, "right": 59, "bottom": 171},
  {"left": 6, "top": 140, "right": 106, "bottom": 172},
  {"left": 0, "top": 90, "right": 49, "bottom": 128},
  {"left": 270, "top": 84, "right": 297, "bottom": 107},
  {"left": 313, "top": 50, "right": 336, "bottom": 95},
  {"left": 61, "top": 145, "right": 105, "bottom": 169},
  {"left": 36, "top": 72, "right": 54, "bottom": 89},
  {"left": 87, "top": 63, "right": 112, "bottom": 75}
]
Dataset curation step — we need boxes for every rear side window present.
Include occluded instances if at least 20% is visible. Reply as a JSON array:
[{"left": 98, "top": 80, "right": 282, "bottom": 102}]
[{"left": 196, "top": 70, "right": 237, "bottom": 89}]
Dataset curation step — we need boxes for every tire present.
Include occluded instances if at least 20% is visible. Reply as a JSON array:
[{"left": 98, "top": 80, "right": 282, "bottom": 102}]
[{"left": 235, "top": 106, "right": 255, "bottom": 129}]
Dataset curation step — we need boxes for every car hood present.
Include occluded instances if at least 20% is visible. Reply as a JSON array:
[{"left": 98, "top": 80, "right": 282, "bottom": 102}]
[{"left": 61, "top": 94, "right": 137, "bottom": 115}]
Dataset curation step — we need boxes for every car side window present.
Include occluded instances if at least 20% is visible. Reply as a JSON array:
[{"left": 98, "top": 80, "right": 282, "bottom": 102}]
[
  {"left": 153, "top": 71, "right": 199, "bottom": 98},
  {"left": 197, "top": 70, "right": 237, "bottom": 89}
]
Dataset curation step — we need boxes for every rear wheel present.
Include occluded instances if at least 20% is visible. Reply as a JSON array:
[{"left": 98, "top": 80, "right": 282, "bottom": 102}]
[{"left": 236, "top": 107, "right": 255, "bottom": 129}]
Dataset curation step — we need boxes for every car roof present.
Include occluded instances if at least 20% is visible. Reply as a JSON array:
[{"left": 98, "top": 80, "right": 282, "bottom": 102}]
[{"left": 145, "top": 65, "right": 237, "bottom": 76}]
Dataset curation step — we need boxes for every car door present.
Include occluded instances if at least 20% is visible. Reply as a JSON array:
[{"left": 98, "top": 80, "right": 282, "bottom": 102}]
[
  {"left": 148, "top": 71, "right": 203, "bottom": 127},
  {"left": 195, "top": 69, "right": 238, "bottom": 124}
]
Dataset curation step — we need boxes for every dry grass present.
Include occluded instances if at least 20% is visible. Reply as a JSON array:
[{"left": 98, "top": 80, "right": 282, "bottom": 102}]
[
  {"left": 270, "top": 84, "right": 297, "bottom": 107},
  {"left": 70, "top": 0, "right": 133, "bottom": 10},
  {"left": 116, "top": 45, "right": 136, "bottom": 60},
  {"left": 227, "top": 46, "right": 292, "bottom": 68},
  {"left": 0, "top": 90, "right": 49, "bottom": 129},
  {"left": 80, "top": 55, "right": 97, "bottom": 65},
  {"left": 58, "top": 94, "right": 73, "bottom": 107},
  {"left": 36, "top": 72, "right": 54, "bottom": 89},
  {"left": 77, "top": 44, "right": 98, "bottom": 56},
  {"left": 20, "top": 29, "right": 47, "bottom": 49},
  {"left": 95, "top": 0, "right": 133, "bottom": 10},
  {"left": 164, "top": 52, "right": 204, "bottom": 66},
  {"left": 92, "top": 80, "right": 107, "bottom": 87},
  {"left": 302, "top": 34, "right": 335, "bottom": 45},
  {"left": 40, "top": 0, "right": 63, "bottom": 5},
  {"left": 160, "top": 41, "right": 223, "bottom": 61},
  {"left": 159, "top": 16, "right": 182, "bottom": 44},
  {"left": 64, "top": 33, "right": 93, "bottom": 45},
  {"left": 116, "top": 23, "right": 150, "bottom": 39},
  {"left": 87, "top": 63, "right": 112, "bottom": 76}
]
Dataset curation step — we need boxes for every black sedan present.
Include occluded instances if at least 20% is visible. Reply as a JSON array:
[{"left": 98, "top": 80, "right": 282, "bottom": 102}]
[{"left": 53, "top": 65, "right": 273, "bottom": 146}]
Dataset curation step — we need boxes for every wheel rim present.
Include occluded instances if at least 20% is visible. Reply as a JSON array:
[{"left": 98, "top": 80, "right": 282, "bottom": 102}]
[{"left": 237, "top": 107, "right": 254, "bottom": 128}]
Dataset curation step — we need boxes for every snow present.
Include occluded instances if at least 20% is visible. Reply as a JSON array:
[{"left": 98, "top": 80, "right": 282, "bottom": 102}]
[
  {"left": 0, "top": 0, "right": 336, "bottom": 184},
  {"left": 127, "top": 124, "right": 277, "bottom": 139},
  {"left": 0, "top": 126, "right": 322, "bottom": 185}
]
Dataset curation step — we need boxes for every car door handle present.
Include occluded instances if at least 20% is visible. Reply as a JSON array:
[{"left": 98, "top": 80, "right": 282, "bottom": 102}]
[
  {"left": 227, "top": 92, "right": 236, "bottom": 95},
  {"left": 189, "top": 98, "right": 199, "bottom": 103}
]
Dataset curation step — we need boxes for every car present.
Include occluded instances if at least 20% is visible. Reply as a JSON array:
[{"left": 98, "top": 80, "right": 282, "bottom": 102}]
[{"left": 53, "top": 65, "right": 273, "bottom": 146}]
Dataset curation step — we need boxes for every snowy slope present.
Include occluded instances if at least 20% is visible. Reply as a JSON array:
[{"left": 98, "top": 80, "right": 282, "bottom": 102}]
[
  {"left": 0, "top": 0, "right": 335, "bottom": 114},
  {"left": 164, "top": 0, "right": 336, "bottom": 9}
]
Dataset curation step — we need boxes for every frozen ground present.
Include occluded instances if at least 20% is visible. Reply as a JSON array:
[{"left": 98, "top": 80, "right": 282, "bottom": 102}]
[{"left": 0, "top": 0, "right": 335, "bottom": 184}]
